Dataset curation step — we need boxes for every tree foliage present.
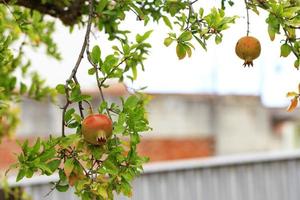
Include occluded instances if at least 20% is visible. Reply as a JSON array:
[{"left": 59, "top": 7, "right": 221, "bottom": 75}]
[{"left": 1, "top": 0, "right": 300, "bottom": 199}]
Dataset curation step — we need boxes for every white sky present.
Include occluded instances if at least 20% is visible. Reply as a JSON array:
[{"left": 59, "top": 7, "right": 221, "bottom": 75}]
[{"left": 25, "top": 1, "right": 300, "bottom": 107}]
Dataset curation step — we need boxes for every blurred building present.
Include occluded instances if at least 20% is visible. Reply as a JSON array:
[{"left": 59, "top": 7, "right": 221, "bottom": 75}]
[{"left": 1, "top": 83, "right": 300, "bottom": 170}]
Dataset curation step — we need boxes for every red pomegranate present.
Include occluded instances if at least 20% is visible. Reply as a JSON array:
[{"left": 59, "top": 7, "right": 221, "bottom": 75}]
[
  {"left": 235, "top": 36, "right": 261, "bottom": 67},
  {"left": 81, "top": 114, "right": 113, "bottom": 145}
]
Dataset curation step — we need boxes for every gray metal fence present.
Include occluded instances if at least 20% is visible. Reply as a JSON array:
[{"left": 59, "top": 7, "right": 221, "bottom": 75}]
[{"left": 7, "top": 151, "right": 300, "bottom": 200}]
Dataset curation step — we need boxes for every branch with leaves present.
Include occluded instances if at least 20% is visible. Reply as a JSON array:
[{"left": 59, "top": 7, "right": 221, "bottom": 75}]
[{"left": 3, "top": 0, "right": 300, "bottom": 199}]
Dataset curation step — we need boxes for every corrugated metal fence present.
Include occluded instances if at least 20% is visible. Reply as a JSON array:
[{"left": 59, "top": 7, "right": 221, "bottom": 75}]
[{"left": 7, "top": 151, "right": 300, "bottom": 200}]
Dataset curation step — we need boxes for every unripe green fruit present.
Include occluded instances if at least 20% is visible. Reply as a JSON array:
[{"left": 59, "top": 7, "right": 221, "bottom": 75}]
[{"left": 82, "top": 114, "right": 113, "bottom": 145}]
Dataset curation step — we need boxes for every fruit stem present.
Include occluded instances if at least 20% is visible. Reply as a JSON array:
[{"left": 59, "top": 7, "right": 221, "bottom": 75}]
[{"left": 244, "top": 0, "right": 250, "bottom": 36}]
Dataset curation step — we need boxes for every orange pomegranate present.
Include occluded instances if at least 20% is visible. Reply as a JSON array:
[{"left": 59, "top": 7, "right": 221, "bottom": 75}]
[
  {"left": 235, "top": 36, "right": 261, "bottom": 67},
  {"left": 81, "top": 114, "right": 113, "bottom": 145}
]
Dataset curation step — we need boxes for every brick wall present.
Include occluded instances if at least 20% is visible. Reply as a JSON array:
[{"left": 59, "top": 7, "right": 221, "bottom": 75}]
[{"left": 0, "top": 137, "right": 214, "bottom": 170}]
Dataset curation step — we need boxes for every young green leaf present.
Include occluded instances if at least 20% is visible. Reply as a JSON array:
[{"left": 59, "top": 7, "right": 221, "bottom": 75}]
[
  {"left": 16, "top": 168, "right": 26, "bottom": 182},
  {"left": 47, "top": 159, "right": 61, "bottom": 172},
  {"left": 136, "top": 30, "right": 153, "bottom": 43},
  {"left": 88, "top": 68, "right": 96, "bottom": 75},
  {"left": 215, "top": 35, "right": 222, "bottom": 44},
  {"left": 268, "top": 25, "right": 276, "bottom": 41},
  {"left": 280, "top": 43, "right": 291, "bottom": 57},
  {"left": 164, "top": 37, "right": 173, "bottom": 47},
  {"left": 178, "top": 31, "right": 192, "bottom": 41},
  {"left": 56, "top": 84, "right": 65, "bottom": 94},
  {"left": 176, "top": 43, "right": 186, "bottom": 60},
  {"left": 91, "top": 45, "right": 101, "bottom": 64},
  {"left": 162, "top": 16, "right": 173, "bottom": 29}
]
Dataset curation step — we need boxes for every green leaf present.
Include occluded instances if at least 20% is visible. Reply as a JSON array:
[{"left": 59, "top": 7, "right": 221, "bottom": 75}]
[
  {"left": 98, "top": 186, "right": 108, "bottom": 199},
  {"left": 103, "top": 160, "right": 118, "bottom": 175},
  {"left": 268, "top": 25, "right": 276, "bottom": 41},
  {"left": 129, "top": 3, "right": 144, "bottom": 20},
  {"left": 176, "top": 43, "right": 186, "bottom": 60},
  {"left": 40, "top": 148, "right": 56, "bottom": 162},
  {"left": 98, "top": 101, "right": 108, "bottom": 113},
  {"left": 25, "top": 169, "right": 34, "bottom": 178},
  {"left": 178, "top": 31, "right": 192, "bottom": 41},
  {"left": 164, "top": 37, "right": 173, "bottom": 47},
  {"left": 47, "top": 159, "right": 61, "bottom": 172},
  {"left": 59, "top": 168, "right": 67, "bottom": 182},
  {"left": 162, "top": 16, "right": 173, "bottom": 29},
  {"left": 65, "top": 108, "right": 75, "bottom": 123},
  {"left": 56, "top": 84, "right": 65, "bottom": 94},
  {"left": 91, "top": 45, "right": 101, "bottom": 64},
  {"left": 31, "top": 138, "right": 41, "bottom": 154},
  {"left": 124, "top": 96, "right": 139, "bottom": 109},
  {"left": 185, "top": 45, "right": 192, "bottom": 57},
  {"left": 20, "top": 82, "right": 27, "bottom": 94},
  {"left": 103, "top": 55, "right": 119, "bottom": 74},
  {"left": 72, "top": 113, "right": 82, "bottom": 123},
  {"left": 215, "top": 35, "right": 222, "bottom": 44},
  {"left": 199, "top": 7, "right": 204, "bottom": 17},
  {"left": 36, "top": 163, "right": 53, "bottom": 174},
  {"left": 294, "top": 59, "right": 300, "bottom": 69},
  {"left": 90, "top": 145, "right": 105, "bottom": 160},
  {"left": 132, "top": 65, "right": 137, "bottom": 80},
  {"left": 71, "top": 94, "right": 92, "bottom": 103},
  {"left": 136, "top": 30, "right": 153, "bottom": 43},
  {"left": 97, "top": 0, "right": 108, "bottom": 12},
  {"left": 64, "top": 158, "right": 74, "bottom": 177},
  {"left": 56, "top": 184, "right": 69, "bottom": 192},
  {"left": 16, "top": 169, "right": 26, "bottom": 182},
  {"left": 120, "top": 179, "right": 132, "bottom": 197},
  {"left": 21, "top": 139, "right": 29, "bottom": 153},
  {"left": 9, "top": 77, "right": 17, "bottom": 90},
  {"left": 88, "top": 68, "right": 96, "bottom": 75},
  {"left": 280, "top": 43, "right": 291, "bottom": 57}
]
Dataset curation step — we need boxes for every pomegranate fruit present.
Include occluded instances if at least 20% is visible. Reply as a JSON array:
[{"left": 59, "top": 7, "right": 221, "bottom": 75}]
[
  {"left": 235, "top": 36, "right": 261, "bottom": 67},
  {"left": 81, "top": 114, "right": 113, "bottom": 145}
]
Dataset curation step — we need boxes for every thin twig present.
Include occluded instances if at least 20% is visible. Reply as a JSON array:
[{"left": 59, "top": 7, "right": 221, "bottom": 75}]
[
  {"left": 244, "top": 0, "right": 250, "bottom": 36},
  {"left": 44, "top": 181, "right": 60, "bottom": 197},
  {"left": 61, "top": 0, "right": 94, "bottom": 136},
  {"left": 73, "top": 76, "right": 84, "bottom": 118},
  {"left": 185, "top": 3, "right": 193, "bottom": 30},
  {"left": 190, "top": 0, "right": 198, "bottom": 5}
]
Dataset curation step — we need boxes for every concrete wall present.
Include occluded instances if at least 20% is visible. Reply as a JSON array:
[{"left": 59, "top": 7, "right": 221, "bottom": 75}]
[
  {"left": 213, "top": 95, "right": 272, "bottom": 154},
  {"left": 147, "top": 94, "right": 213, "bottom": 137}
]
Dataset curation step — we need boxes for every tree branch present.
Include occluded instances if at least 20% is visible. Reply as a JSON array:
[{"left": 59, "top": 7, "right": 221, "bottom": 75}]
[
  {"left": 3, "top": 0, "right": 86, "bottom": 26},
  {"left": 61, "top": 0, "right": 94, "bottom": 136}
]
